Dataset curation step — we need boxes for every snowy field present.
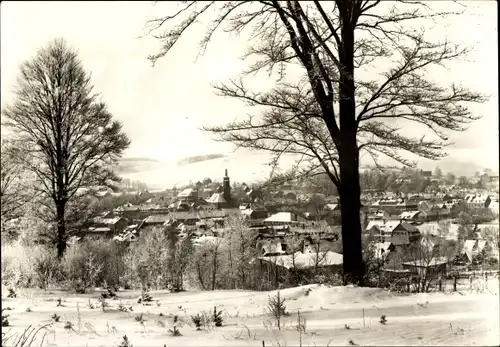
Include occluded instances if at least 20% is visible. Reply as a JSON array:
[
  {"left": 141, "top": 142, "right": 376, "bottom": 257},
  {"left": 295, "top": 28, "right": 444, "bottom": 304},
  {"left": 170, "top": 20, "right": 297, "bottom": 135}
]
[{"left": 2, "top": 280, "right": 499, "bottom": 347}]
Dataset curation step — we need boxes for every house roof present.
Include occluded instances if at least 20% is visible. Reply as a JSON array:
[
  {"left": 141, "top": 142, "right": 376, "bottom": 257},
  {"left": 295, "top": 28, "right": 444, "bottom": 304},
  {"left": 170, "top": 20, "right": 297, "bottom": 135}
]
[
  {"left": 262, "top": 242, "right": 286, "bottom": 255},
  {"left": 461, "top": 239, "right": 487, "bottom": 261},
  {"left": 169, "top": 211, "right": 201, "bottom": 220},
  {"left": 193, "top": 236, "right": 220, "bottom": 245},
  {"left": 400, "top": 211, "right": 421, "bottom": 220},
  {"left": 88, "top": 227, "right": 111, "bottom": 233},
  {"left": 384, "top": 220, "right": 403, "bottom": 233},
  {"left": 144, "top": 214, "right": 174, "bottom": 224},
  {"left": 366, "top": 220, "right": 384, "bottom": 231},
  {"left": 113, "top": 231, "right": 138, "bottom": 242},
  {"left": 93, "top": 217, "right": 123, "bottom": 225},
  {"left": 257, "top": 251, "right": 343, "bottom": 269},
  {"left": 198, "top": 210, "right": 227, "bottom": 219},
  {"left": 207, "top": 193, "right": 227, "bottom": 204},
  {"left": 264, "top": 212, "right": 297, "bottom": 223},
  {"left": 178, "top": 188, "right": 196, "bottom": 198},
  {"left": 324, "top": 203, "right": 339, "bottom": 211},
  {"left": 373, "top": 242, "right": 392, "bottom": 259},
  {"left": 402, "top": 256, "right": 448, "bottom": 267},
  {"left": 114, "top": 203, "right": 163, "bottom": 212}
]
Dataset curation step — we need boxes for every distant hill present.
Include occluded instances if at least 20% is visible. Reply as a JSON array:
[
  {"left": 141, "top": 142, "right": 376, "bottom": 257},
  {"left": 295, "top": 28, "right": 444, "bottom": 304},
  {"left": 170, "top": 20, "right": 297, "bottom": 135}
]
[
  {"left": 417, "top": 157, "right": 490, "bottom": 177},
  {"left": 114, "top": 157, "right": 161, "bottom": 174},
  {"left": 114, "top": 150, "right": 495, "bottom": 189},
  {"left": 177, "top": 153, "right": 226, "bottom": 165}
]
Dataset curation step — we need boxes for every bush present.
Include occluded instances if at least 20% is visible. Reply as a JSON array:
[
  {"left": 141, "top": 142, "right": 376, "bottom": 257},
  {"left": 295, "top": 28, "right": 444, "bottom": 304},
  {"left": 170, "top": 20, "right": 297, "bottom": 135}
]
[
  {"left": 32, "top": 247, "right": 62, "bottom": 289},
  {"left": 1, "top": 241, "right": 37, "bottom": 288},
  {"left": 62, "top": 242, "right": 104, "bottom": 292},
  {"left": 123, "top": 228, "right": 171, "bottom": 290}
]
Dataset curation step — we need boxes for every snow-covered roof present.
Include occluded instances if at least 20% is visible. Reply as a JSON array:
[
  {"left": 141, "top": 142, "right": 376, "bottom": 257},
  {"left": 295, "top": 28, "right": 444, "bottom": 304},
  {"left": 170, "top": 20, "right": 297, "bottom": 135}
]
[
  {"left": 207, "top": 193, "right": 227, "bottom": 204},
  {"left": 258, "top": 251, "right": 343, "bottom": 269},
  {"left": 93, "top": 217, "right": 122, "bottom": 225},
  {"left": 372, "top": 242, "right": 392, "bottom": 260},
  {"left": 400, "top": 211, "right": 420, "bottom": 220},
  {"left": 193, "top": 236, "right": 220, "bottom": 245},
  {"left": 366, "top": 220, "right": 384, "bottom": 231},
  {"left": 264, "top": 212, "right": 297, "bottom": 223},
  {"left": 402, "top": 256, "right": 448, "bottom": 267},
  {"left": 324, "top": 203, "right": 339, "bottom": 211},
  {"left": 461, "top": 239, "right": 487, "bottom": 262},
  {"left": 88, "top": 227, "right": 111, "bottom": 233},
  {"left": 262, "top": 242, "right": 286, "bottom": 256},
  {"left": 178, "top": 188, "right": 196, "bottom": 198}
]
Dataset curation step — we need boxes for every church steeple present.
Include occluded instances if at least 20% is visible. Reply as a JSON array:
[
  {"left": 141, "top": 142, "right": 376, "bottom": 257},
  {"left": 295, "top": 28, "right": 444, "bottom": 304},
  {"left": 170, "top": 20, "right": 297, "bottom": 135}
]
[{"left": 223, "top": 168, "right": 231, "bottom": 202}]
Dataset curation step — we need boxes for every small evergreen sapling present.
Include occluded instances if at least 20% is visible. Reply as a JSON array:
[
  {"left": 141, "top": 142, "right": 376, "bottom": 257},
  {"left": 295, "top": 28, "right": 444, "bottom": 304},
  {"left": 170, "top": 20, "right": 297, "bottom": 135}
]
[
  {"left": 213, "top": 306, "right": 223, "bottom": 327},
  {"left": 119, "top": 335, "right": 133, "bottom": 347},
  {"left": 1, "top": 309, "right": 9, "bottom": 327},
  {"left": 7, "top": 288, "right": 17, "bottom": 298},
  {"left": 191, "top": 314, "right": 202, "bottom": 330}
]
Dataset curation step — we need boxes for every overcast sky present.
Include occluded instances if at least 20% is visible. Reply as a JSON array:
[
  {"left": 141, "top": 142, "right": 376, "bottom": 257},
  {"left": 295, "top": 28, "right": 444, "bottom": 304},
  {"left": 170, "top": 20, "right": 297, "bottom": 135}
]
[{"left": 1, "top": 1, "right": 498, "bottom": 170}]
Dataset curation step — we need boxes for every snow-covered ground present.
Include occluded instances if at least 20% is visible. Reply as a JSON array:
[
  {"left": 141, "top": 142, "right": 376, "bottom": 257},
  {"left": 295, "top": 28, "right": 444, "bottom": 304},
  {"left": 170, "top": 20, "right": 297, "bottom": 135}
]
[{"left": 2, "top": 281, "right": 499, "bottom": 346}]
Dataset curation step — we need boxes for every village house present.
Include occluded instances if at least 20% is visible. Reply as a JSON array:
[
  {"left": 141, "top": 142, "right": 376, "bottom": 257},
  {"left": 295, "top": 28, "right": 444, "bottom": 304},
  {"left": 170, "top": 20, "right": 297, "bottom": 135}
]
[
  {"left": 263, "top": 212, "right": 308, "bottom": 227},
  {"left": 91, "top": 216, "right": 128, "bottom": 236},
  {"left": 401, "top": 256, "right": 448, "bottom": 278},
  {"left": 369, "top": 198, "right": 418, "bottom": 215},
  {"left": 366, "top": 220, "right": 421, "bottom": 245},
  {"left": 430, "top": 203, "right": 451, "bottom": 220},
  {"left": 241, "top": 207, "right": 269, "bottom": 221},
  {"left": 488, "top": 200, "right": 499, "bottom": 215},
  {"left": 113, "top": 203, "right": 169, "bottom": 219},
  {"left": 142, "top": 214, "right": 172, "bottom": 227},
  {"left": 177, "top": 188, "right": 198, "bottom": 204},
  {"left": 459, "top": 239, "right": 499, "bottom": 264},
  {"left": 399, "top": 210, "right": 426, "bottom": 223},
  {"left": 465, "top": 194, "right": 492, "bottom": 209},
  {"left": 368, "top": 210, "right": 391, "bottom": 220},
  {"left": 253, "top": 251, "right": 343, "bottom": 287}
]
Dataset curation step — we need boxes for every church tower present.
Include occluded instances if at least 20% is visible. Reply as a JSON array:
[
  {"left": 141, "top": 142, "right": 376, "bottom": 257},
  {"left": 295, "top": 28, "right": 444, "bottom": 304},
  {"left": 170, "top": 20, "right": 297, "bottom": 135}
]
[{"left": 223, "top": 169, "right": 231, "bottom": 202}]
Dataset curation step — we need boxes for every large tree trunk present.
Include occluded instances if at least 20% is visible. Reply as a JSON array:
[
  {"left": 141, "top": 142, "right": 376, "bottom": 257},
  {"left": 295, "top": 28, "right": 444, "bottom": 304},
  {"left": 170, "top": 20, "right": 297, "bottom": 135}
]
[
  {"left": 56, "top": 201, "right": 67, "bottom": 258},
  {"left": 338, "top": 147, "right": 365, "bottom": 285},
  {"left": 337, "top": 10, "right": 365, "bottom": 285}
]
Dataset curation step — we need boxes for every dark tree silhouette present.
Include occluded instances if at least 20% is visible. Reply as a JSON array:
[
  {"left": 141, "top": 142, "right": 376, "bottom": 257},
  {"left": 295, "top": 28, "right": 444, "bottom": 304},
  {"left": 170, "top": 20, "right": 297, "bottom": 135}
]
[
  {"left": 2, "top": 38, "right": 130, "bottom": 258},
  {"left": 145, "top": 1, "right": 487, "bottom": 284},
  {"left": 0, "top": 139, "right": 31, "bottom": 222}
]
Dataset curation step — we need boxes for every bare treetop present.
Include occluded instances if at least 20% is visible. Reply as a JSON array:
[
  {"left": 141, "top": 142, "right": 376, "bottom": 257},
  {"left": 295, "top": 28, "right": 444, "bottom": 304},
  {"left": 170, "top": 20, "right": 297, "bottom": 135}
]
[
  {"left": 2, "top": 38, "right": 130, "bottom": 257},
  {"left": 146, "top": 0, "right": 487, "bottom": 285},
  {"left": 146, "top": 1, "right": 486, "bottom": 185}
]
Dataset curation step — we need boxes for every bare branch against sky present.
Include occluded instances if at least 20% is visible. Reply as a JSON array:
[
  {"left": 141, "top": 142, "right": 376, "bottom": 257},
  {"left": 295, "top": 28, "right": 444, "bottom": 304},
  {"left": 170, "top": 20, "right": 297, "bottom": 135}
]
[{"left": 1, "top": 1, "right": 498, "bottom": 188}]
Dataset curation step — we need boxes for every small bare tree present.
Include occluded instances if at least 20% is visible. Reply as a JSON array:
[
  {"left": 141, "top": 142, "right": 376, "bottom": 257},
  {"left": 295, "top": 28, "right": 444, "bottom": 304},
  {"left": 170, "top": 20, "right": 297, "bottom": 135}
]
[
  {"left": 0, "top": 139, "right": 32, "bottom": 224},
  {"left": 268, "top": 290, "right": 287, "bottom": 330},
  {"left": 405, "top": 222, "right": 456, "bottom": 292}
]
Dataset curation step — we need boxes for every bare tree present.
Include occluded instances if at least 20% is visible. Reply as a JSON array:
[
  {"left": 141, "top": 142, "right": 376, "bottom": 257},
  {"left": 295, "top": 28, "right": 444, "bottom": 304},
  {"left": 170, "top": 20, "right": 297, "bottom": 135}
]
[
  {"left": 406, "top": 221, "right": 457, "bottom": 292},
  {"left": 284, "top": 233, "right": 304, "bottom": 284},
  {"left": 2, "top": 38, "right": 130, "bottom": 258},
  {"left": 481, "top": 226, "right": 500, "bottom": 257},
  {"left": 226, "top": 217, "right": 259, "bottom": 288},
  {"left": 0, "top": 139, "right": 31, "bottom": 222},
  {"left": 145, "top": 1, "right": 487, "bottom": 284}
]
